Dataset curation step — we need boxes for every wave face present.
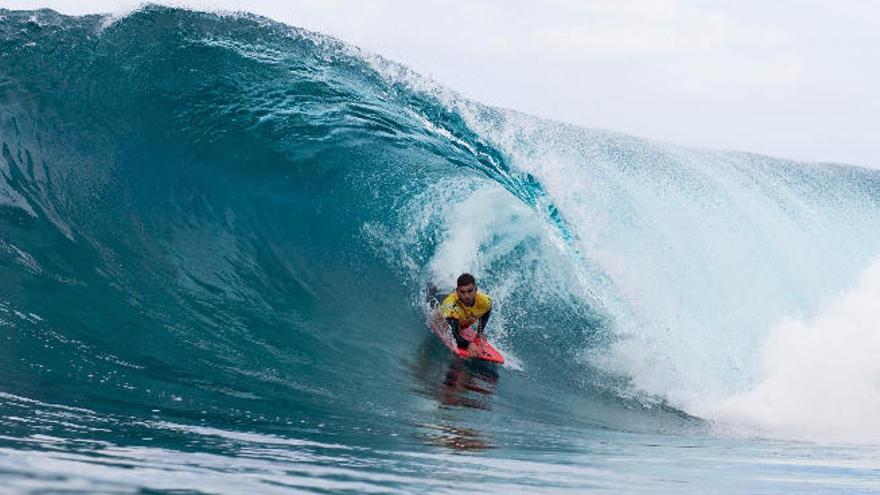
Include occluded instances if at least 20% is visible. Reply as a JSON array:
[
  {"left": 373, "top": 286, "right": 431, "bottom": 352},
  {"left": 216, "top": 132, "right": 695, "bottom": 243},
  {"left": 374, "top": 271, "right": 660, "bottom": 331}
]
[{"left": 2, "top": 6, "right": 880, "bottom": 493}]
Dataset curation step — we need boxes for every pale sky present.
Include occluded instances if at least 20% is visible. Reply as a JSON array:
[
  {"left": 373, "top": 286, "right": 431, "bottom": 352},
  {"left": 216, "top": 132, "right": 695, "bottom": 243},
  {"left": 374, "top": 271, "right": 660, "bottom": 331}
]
[{"left": 4, "top": 0, "right": 880, "bottom": 168}]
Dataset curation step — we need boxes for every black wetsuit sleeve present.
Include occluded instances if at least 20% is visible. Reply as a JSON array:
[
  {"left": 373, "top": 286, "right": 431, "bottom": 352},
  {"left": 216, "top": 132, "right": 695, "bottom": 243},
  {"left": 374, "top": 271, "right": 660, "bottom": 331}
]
[
  {"left": 446, "top": 318, "right": 469, "bottom": 350},
  {"left": 478, "top": 309, "right": 491, "bottom": 335}
]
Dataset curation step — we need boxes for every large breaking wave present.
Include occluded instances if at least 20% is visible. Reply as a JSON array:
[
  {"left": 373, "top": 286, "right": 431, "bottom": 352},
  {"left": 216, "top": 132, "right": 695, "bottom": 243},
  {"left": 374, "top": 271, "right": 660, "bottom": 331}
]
[{"left": 1, "top": 5, "right": 880, "bottom": 453}]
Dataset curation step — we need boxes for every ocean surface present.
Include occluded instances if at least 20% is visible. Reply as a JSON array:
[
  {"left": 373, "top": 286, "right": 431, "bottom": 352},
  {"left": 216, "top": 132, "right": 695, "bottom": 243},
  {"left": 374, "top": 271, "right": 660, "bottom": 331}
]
[{"left": 1, "top": 6, "right": 879, "bottom": 494}]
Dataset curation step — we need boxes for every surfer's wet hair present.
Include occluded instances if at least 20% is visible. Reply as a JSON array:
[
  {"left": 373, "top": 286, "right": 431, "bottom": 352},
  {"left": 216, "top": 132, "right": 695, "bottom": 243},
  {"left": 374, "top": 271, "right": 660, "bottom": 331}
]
[{"left": 457, "top": 273, "right": 476, "bottom": 287}]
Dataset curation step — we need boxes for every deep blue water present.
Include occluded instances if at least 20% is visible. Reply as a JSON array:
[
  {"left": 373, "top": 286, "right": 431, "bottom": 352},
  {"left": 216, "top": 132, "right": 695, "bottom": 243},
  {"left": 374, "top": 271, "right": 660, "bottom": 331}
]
[{"left": 1, "top": 6, "right": 879, "bottom": 493}]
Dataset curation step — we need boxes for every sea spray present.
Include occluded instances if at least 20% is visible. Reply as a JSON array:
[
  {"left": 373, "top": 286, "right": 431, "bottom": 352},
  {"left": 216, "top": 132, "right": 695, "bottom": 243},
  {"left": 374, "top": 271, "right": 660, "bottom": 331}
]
[{"left": 708, "top": 257, "right": 880, "bottom": 443}]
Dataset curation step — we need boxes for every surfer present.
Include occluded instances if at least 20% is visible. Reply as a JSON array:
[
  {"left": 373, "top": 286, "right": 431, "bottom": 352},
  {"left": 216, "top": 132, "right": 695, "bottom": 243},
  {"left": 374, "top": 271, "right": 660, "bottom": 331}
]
[{"left": 437, "top": 273, "right": 493, "bottom": 357}]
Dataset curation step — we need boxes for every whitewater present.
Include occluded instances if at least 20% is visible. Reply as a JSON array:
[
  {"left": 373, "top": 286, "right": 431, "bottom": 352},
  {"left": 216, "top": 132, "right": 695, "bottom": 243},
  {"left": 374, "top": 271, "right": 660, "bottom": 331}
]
[{"left": 0, "top": 6, "right": 879, "bottom": 494}]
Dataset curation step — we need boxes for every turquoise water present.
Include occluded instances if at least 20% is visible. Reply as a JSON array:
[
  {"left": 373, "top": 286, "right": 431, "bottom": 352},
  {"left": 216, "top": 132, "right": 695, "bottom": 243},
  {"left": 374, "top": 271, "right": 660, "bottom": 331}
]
[{"left": 1, "top": 6, "right": 879, "bottom": 493}]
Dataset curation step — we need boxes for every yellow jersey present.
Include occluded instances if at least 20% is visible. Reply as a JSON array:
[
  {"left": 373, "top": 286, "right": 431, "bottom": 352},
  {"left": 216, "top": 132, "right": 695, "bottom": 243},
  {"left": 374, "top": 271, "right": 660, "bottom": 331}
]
[{"left": 439, "top": 291, "right": 492, "bottom": 329}]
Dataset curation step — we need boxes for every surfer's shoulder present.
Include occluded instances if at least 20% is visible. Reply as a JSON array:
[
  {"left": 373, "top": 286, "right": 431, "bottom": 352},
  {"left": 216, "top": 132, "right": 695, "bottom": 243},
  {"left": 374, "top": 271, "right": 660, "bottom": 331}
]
[
  {"left": 476, "top": 291, "right": 492, "bottom": 309},
  {"left": 438, "top": 292, "right": 459, "bottom": 315},
  {"left": 440, "top": 292, "right": 458, "bottom": 306}
]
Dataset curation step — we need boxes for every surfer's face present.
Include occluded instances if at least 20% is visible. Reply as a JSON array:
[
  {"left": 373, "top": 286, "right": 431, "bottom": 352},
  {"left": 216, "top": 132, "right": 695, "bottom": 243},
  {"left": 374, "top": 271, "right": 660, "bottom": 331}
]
[{"left": 456, "top": 283, "right": 477, "bottom": 306}]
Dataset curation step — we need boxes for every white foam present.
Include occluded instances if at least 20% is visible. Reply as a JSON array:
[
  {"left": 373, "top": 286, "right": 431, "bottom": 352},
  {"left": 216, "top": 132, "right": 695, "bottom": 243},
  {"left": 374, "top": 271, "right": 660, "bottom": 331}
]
[
  {"left": 428, "top": 187, "right": 537, "bottom": 288},
  {"left": 703, "top": 257, "right": 880, "bottom": 444}
]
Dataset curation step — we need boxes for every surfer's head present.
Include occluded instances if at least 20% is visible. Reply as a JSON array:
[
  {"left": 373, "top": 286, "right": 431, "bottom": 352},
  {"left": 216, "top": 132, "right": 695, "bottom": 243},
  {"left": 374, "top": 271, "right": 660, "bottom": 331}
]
[{"left": 455, "top": 273, "right": 477, "bottom": 306}]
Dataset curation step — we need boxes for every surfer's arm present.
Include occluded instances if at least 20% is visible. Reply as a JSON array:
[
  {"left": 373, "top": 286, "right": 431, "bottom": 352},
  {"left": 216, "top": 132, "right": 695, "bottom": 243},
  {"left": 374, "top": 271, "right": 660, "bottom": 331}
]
[
  {"left": 477, "top": 310, "right": 491, "bottom": 335},
  {"left": 446, "top": 317, "right": 469, "bottom": 350}
]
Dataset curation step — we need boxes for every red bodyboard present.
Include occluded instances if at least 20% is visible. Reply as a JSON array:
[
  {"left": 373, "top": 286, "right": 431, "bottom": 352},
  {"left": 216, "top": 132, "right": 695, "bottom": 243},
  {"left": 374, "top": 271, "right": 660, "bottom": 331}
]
[{"left": 429, "top": 317, "right": 504, "bottom": 364}]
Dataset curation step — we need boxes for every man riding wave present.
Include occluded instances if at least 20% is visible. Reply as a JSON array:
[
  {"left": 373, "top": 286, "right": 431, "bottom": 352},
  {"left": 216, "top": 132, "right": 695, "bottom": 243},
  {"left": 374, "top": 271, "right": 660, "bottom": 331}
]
[{"left": 436, "top": 273, "right": 492, "bottom": 357}]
